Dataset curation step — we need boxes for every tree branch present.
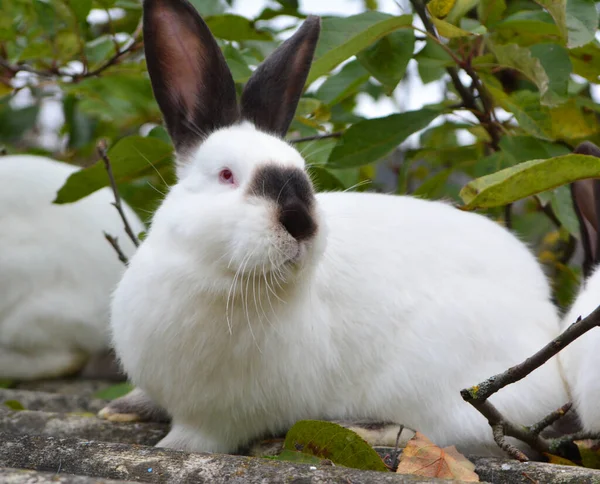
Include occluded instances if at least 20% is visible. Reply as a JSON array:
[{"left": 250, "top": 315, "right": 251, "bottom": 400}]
[
  {"left": 461, "top": 305, "right": 600, "bottom": 459},
  {"left": 288, "top": 132, "right": 342, "bottom": 143},
  {"left": 0, "top": 40, "right": 142, "bottom": 82},
  {"left": 103, "top": 232, "right": 129, "bottom": 266},
  {"left": 462, "top": 306, "right": 600, "bottom": 404},
  {"left": 97, "top": 140, "right": 139, "bottom": 248},
  {"left": 408, "top": 0, "right": 501, "bottom": 151}
]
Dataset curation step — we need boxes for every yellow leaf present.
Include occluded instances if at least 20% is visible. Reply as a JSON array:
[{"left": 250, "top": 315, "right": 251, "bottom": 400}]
[
  {"left": 396, "top": 432, "right": 480, "bottom": 481},
  {"left": 543, "top": 452, "right": 578, "bottom": 466},
  {"left": 427, "top": 0, "right": 456, "bottom": 18},
  {"left": 550, "top": 99, "right": 599, "bottom": 140},
  {"left": 431, "top": 17, "right": 475, "bottom": 37}
]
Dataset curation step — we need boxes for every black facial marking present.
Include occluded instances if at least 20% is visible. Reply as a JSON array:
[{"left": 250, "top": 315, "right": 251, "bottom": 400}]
[{"left": 249, "top": 166, "right": 317, "bottom": 241}]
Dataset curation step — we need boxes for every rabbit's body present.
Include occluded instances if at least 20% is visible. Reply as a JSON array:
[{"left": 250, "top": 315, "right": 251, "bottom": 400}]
[
  {"left": 111, "top": 0, "right": 569, "bottom": 456},
  {"left": 112, "top": 127, "right": 568, "bottom": 455},
  {"left": 0, "top": 154, "right": 143, "bottom": 379}
]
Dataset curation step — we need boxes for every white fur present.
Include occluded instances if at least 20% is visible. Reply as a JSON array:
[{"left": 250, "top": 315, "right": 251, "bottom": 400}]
[
  {"left": 111, "top": 123, "right": 569, "bottom": 455},
  {"left": 560, "top": 266, "right": 600, "bottom": 431},
  {"left": 0, "top": 155, "right": 144, "bottom": 379}
]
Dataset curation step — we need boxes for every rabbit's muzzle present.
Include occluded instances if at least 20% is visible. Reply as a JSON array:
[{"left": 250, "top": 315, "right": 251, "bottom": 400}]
[{"left": 248, "top": 164, "right": 318, "bottom": 242}]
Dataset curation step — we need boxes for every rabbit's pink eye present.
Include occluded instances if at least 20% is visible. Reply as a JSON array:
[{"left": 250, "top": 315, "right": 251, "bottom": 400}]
[{"left": 219, "top": 169, "right": 235, "bottom": 185}]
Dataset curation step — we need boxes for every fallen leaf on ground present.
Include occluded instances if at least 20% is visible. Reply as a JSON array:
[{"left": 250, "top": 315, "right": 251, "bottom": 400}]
[{"left": 396, "top": 432, "right": 479, "bottom": 481}]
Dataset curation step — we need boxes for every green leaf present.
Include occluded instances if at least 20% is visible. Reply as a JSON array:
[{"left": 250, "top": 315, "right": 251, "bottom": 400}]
[
  {"left": 307, "top": 13, "right": 413, "bottom": 85},
  {"left": 147, "top": 125, "right": 171, "bottom": 144},
  {"left": 63, "top": 95, "right": 97, "bottom": 150},
  {"left": 94, "top": 383, "right": 135, "bottom": 400},
  {"left": 533, "top": 0, "right": 567, "bottom": 40},
  {"left": 460, "top": 153, "right": 600, "bottom": 209},
  {"left": 223, "top": 44, "right": 252, "bottom": 83},
  {"left": 431, "top": 17, "right": 476, "bottom": 37},
  {"left": 54, "top": 136, "right": 174, "bottom": 204},
  {"left": 189, "top": 0, "right": 226, "bottom": 16},
  {"left": 4, "top": 400, "right": 25, "bottom": 411},
  {"left": 481, "top": 75, "right": 553, "bottom": 139},
  {"left": 308, "top": 165, "right": 346, "bottom": 191},
  {"left": 315, "top": 60, "right": 370, "bottom": 106},
  {"left": 569, "top": 41, "right": 600, "bottom": 82},
  {"left": 84, "top": 36, "right": 116, "bottom": 68},
  {"left": 488, "top": 41, "right": 563, "bottom": 106},
  {"left": 413, "top": 169, "right": 453, "bottom": 199},
  {"left": 66, "top": 0, "right": 92, "bottom": 23},
  {"left": 566, "top": 0, "right": 597, "bottom": 48},
  {"left": 205, "top": 15, "right": 272, "bottom": 42},
  {"left": 356, "top": 29, "right": 414, "bottom": 93},
  {"left": 414, "top": 40, "right": 454, "bottom": 84},
  {"left": 0, "top": 103, "right": 39, "bottom": 143},
  {"left": 495, "top": 11, "right": 561, "bottom": 46},
  {"left": 477, "top": 0, "right": 506, "bottom": 26},
  {"left": 499, "top": 135, "right": 570, "bottom": 162},
  {"left": 445, "top": 0, "right": 481, "bottom": 24},
  {"left": 528, "top": 43, "right": 572, "bottom": 105},
  {"left": 328, "top": 108, "right": 440, "bottom": 168},
  {"left": 549, "top": 185, "right": 580, "bottom": 236},
  {"left": 534, "top": 0, "right": 597, "bottom": 48},
  {"left": 283, "top": 420, "right": 388, "bottom": 471}
]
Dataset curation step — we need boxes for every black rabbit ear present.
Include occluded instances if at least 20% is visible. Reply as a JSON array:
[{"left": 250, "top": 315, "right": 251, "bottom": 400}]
[
  {"left": 572, "top": 142, "right": 600, "bottom": 278},
  {"left": 240, "top": 16, "right": 321, "bottom": 138},
  {"left": 143, "top": 0, "right": 239, "bottom": 152}
]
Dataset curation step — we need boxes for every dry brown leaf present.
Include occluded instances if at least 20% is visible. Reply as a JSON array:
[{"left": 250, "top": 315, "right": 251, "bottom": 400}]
[{"left": 396, "top": 432, "right": 479, "bottom": 481}]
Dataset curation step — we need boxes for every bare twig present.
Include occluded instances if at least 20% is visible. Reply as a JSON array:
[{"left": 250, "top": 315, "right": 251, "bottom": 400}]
[
  {"left": 462, "top": 306, "right": 600, "bottom": 404},
  {"left": 80, "top": 41, "right": 142, "bottom": 79},
  {"left": 492, "top": 423, "right": 529, "bottom": 461},
  {"left": 288, "top": 132, "right": 343, "bottom": 143},
  {"left": 0, "top": 40, "right": 142, "bottom": 82},
  {"left": 97, "top": 140, "right": 140, "bottom": 248},
  {"left": 461, "top": 305, "right": 600, "bottom": 459},
  {"left": 504, "top": 203, "right": 513, "bottom": 229},
  {"left": 529, "top": 402, "right": 573, "bottom": 435},
  {"left": 103, "top": 232, "right": 129, "bottom": 265}
]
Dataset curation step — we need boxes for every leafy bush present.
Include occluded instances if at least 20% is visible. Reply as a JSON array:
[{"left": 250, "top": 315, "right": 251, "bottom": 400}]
[{"left": 1, "top": 0, "right": 599, "bottom": 307}]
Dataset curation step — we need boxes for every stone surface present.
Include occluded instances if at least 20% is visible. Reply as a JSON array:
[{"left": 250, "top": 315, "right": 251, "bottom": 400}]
[
  {"left": 0, "top": 467, "right": 136, "bottom": 483},
  {"left": 0, "top": 389, "right": 108, "bottom": 413},
  {"left": 3, "top": 379, "right": 600, "bottom": 483},
  {"left": 0, "top": 409, "right": 167, "bottom": 446},
  {"left": 0, "top": 433, "right": 455, "bottom": 483},
  {"left": 473, "top": 457, "right": 600, "bottom": 484},
  {"left": 14, "top": 379, "right": 115, "bottom": 397}
]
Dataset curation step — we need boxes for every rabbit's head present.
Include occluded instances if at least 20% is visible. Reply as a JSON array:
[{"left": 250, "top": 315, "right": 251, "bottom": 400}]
[
  {"left": 142, "top": 0, "right": 324, "bottom": 287},
  {"left": 571, "top": 142, "right": 600, "bottom": 279}
]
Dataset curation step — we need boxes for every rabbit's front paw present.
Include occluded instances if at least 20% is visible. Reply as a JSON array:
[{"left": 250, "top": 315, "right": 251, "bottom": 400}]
[{"left": 156, "top": 423, "right": 232, "bottom": 453}]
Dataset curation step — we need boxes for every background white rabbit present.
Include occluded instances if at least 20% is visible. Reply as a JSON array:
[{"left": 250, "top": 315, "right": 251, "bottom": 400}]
[
  {"left": 109, "top": 0, "right": 570, "bottom": 456},
  {"left": 0, "top": 154, "right": 144, "bottom": 380},
  {"left": 559, "top": 141, "right": 600, "bottom": 434}
]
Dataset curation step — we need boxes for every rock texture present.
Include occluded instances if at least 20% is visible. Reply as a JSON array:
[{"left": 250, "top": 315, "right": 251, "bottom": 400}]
[{"left": 2, "top": 384, "right": 600, "bottom": 483}]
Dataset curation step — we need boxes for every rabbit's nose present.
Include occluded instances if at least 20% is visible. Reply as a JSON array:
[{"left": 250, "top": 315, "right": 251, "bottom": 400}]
[{"left": 279, "top": 202, "right": 316, "bottom": 241}]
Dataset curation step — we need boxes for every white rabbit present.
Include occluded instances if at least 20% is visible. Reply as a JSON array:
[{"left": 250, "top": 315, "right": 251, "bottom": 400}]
[
  {"left": 109, "top": 0, "right": 569, "bottom": 456},
  {"left": 0, "top": 154, "right": 144, "bottom": 380},
  {"left": 559, "top": 141, "right": 600, "bottom": 433}
]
